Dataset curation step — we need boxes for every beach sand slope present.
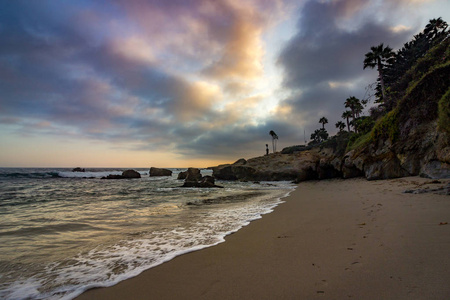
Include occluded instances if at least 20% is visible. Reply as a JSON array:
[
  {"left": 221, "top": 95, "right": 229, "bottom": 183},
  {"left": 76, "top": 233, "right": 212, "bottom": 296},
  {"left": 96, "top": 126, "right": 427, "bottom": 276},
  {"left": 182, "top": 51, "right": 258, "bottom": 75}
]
[{"left": 77, "top": 177, "right": 450, "bottom": 300}]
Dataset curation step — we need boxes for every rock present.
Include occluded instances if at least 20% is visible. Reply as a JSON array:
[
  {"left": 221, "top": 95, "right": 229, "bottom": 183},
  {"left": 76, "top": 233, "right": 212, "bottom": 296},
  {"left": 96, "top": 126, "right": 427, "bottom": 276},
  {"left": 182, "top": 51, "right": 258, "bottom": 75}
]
[
  {"left": 101, "top": 170, "right": 141, "bottom": 179},
  {"left": 72, "top": 167, "right": 85, "bottom": 172},
  {"left": 233, "top": 158, "right": 247, "bottom": 165},
  {"left": 102, "top": 174, "right": 124, "bottom": 179},
  {"left": 122, "top": 170, "right": 141, "bottom": 178},
  {"left": 212, "top": 151, "right": 321, "bottom": 182},
  {"left": 149, "top": 167, "right": 172, "bottom": 177},
  {"left": 211, "top": 164, "right": 238, "bottom": 180},
  {"left": 362, "top": 151, "right": 409, "bottom": 180},
  {"left": 420, "top": 160, "right": 450, "bottom": 179},
  {"left": 185, "top": 168, "right": 202, "bottom": 182},
  {"left": 281, "top": 145, "right": 308, "bottom": 154},
  {"left": 182, "top": 174, "right": 223, "bottom": 188},
  {"left": 177, "top": 171, "right": 187, "bottom": 180}
]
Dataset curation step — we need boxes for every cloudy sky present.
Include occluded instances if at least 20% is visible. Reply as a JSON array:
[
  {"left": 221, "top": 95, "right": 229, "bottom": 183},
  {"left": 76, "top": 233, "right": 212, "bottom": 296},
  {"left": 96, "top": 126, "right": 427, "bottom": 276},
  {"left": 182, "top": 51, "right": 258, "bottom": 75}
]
[{"left": 1, "top": 0, "right": 449, "bottom": 168}]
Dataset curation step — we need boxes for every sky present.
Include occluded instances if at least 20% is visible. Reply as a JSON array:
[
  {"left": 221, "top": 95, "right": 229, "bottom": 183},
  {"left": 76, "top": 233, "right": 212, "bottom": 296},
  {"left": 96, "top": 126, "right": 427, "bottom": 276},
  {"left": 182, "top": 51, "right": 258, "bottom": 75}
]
[{"left": 0, "top": 0, "right": 449, "bottom": 168}]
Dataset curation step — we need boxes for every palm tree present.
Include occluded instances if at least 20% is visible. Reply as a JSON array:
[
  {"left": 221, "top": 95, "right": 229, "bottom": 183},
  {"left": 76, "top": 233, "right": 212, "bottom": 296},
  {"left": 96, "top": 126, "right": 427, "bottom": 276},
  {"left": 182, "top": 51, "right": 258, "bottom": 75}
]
[
  {"left": 310, "top": 128, "right": 328, "bottom": 144},
  {"left": 269, "top": 130, "right": 278, "bottom": 153},
  {"left": 363, "top": 43, "right": 395, "bottom": 102},
  {"left": 342, "top": 110, "right": 353, "bottom": 132},
  {"left": 424, "top": 17, "right": 448, "bottom": 41},
  {"left": 319, "top": 117, "right": 328, "bottom": 129},
  {"left": 335, "top": 121, "right": 346, "bottom": 132},
  {"left": 344, "top": 96, "right": 360, "bottom": 120}
]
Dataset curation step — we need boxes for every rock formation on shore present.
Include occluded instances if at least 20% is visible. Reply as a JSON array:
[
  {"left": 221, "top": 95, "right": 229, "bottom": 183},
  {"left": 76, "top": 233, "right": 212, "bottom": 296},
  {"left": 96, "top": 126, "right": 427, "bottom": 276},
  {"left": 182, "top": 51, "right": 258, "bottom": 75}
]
[{"left": 212, "top": 121, "right": 449, "bottom": 182}]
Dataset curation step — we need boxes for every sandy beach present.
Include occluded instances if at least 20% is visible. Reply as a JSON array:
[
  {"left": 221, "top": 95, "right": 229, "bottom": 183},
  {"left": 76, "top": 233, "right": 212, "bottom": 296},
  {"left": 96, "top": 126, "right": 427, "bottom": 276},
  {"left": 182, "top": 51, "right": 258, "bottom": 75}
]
[{"left": 76, "top": 177, "right": 450, "bottom": 300}]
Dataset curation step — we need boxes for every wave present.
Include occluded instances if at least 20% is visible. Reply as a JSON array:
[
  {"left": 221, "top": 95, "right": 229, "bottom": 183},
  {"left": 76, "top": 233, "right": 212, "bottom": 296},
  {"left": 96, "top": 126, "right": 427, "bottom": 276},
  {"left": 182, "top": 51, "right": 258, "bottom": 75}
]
[
  {"left": 0, "top": 170, "right": 150, "bottom": 179},
  {"left": 0, "top": 172, "right": 62, "bottom": 179},
  {"left": 57, "top": 171, "right": 123, "bottom": 178}
]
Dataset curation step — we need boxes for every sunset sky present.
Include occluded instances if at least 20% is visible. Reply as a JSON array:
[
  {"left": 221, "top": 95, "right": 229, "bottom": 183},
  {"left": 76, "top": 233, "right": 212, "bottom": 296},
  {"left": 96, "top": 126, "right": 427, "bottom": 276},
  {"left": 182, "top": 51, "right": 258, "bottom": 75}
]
[{"left": 1, "top": 0, "right": 449, "bottom": 168}]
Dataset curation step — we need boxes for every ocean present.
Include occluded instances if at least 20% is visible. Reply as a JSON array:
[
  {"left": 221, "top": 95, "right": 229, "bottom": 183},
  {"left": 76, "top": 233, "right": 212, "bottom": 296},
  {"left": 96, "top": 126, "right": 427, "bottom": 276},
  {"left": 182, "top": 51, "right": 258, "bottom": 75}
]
[{"left": 0, "top": 168, "right": 295, "bottom": 300}]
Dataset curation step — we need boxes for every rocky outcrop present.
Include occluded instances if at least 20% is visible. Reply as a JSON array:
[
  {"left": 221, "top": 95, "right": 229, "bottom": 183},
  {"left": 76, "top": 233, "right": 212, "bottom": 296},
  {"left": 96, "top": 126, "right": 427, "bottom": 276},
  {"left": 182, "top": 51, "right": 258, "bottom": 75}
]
[
  {"left": 102, "top": 169, "right": 141, "bottom": 179},
  {"left": 149, "top": 167, "right": 172, "bottom": 177},
  {"left": 72, "top": 167, "right": 85, "bottom": 172},
  {"left": 210, "top": 123, "right": 449, "bottom": 182},
  {"left": 181, "top": 168, "right": 223, "bottom": 188},
  {"left": 185, "top": 168, "right": 202, "bottom": 182},
  {"left": 212, "top": 152, "right": 321, "bottom": 182},
  {"left": 177, "top": 171, "right": 187, "bottom": 180}
]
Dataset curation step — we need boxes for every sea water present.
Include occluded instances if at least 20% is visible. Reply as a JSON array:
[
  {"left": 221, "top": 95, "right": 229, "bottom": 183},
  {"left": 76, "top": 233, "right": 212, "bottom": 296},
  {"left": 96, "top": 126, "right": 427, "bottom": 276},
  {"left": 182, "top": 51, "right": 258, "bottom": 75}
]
[{"left": 0, "top": 168, "right": 295, "bottom": 299}]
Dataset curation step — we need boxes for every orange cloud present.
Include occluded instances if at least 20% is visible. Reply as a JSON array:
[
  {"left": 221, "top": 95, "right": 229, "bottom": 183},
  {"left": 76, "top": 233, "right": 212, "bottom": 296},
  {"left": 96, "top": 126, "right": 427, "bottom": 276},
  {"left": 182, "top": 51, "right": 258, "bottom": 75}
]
[
  {"left": 203, "top": 18, "right": 264, "bottom": 80},
  {"left": 169, "top": 80, "right": 222, "bottom": 122}
]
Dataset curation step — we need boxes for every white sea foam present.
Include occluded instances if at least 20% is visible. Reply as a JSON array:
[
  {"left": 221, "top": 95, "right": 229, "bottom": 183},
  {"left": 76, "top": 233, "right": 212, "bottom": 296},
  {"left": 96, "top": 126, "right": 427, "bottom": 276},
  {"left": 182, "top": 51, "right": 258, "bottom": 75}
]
[
  {"left": 0, "top": 168, "right": 295, "bottom": 300},
  {"left": 57, "top": 171, "right": 123, "bottom": 178}
]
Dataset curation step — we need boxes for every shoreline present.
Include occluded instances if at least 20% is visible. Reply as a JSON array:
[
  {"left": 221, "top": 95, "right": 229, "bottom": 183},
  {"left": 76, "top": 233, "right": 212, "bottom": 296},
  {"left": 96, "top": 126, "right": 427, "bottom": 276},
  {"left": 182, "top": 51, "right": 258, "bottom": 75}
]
[{"left": 76, "top": 177, "right": 450, "bottom": 299}]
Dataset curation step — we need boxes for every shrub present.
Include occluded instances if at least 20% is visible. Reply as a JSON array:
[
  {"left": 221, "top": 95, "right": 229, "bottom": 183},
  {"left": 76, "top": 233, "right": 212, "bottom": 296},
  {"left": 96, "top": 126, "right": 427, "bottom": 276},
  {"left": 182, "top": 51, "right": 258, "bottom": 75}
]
[{"left": 438, "top": 88, "right": 450, "bottom": 134}]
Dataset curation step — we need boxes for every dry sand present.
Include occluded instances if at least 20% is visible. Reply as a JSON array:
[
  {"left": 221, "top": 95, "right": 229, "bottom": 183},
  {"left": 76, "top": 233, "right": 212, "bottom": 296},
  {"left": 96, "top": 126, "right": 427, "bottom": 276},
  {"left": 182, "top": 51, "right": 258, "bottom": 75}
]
[{"left": 76, "top": 177, "right": 450, "bottom": 300}]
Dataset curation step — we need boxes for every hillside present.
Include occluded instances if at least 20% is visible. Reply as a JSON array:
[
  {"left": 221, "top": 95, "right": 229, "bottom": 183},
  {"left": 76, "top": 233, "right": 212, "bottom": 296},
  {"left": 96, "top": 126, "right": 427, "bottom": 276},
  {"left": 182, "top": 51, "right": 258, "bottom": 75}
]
[{"left": 212, "top": 33, "right": 450, "bottom": 182}]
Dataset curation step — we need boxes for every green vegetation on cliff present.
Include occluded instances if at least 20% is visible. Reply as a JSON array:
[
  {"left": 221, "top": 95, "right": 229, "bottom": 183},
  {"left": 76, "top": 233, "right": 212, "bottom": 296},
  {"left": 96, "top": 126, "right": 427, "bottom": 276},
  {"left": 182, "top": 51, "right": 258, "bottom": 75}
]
[
  {"left": 438, "top": 88, "right": 450, "bottom": 134},
  {"left": 301, "top": 18, "right": 449, "bottom": 157}
]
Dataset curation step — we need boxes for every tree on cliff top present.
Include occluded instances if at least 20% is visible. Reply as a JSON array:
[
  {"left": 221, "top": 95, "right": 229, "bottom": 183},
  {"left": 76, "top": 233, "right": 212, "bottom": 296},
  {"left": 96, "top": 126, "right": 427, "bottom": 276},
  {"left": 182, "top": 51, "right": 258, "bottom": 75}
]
[
  {"left": 319, "top": 117, "right": 328, "bottom": 129},
  {"left": 342, "top": 110, "right": 353, "bottom": 132},
  {"left": 269, "top": 130, "right": 278, "bottom": 153},
  {"left": 363, "top": 44, "right": 395, "bottom": 103},
  {"left": 335, "top": 121, "right": 346, "bottom": 132}
]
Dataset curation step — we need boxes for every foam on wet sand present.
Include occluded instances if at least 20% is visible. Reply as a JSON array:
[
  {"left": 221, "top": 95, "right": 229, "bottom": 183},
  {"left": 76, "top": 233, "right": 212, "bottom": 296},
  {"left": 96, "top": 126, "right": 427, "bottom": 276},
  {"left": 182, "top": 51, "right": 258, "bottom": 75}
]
[{"left": 77, "top": 177, "right": 450, "bottom": 299}]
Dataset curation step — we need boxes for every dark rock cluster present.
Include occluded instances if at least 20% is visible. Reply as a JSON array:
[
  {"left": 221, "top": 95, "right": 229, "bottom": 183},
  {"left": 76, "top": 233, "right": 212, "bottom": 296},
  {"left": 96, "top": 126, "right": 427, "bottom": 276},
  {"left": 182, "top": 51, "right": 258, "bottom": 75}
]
[{"left": 179, "top": 168, "right": 223, "bottom": 188}]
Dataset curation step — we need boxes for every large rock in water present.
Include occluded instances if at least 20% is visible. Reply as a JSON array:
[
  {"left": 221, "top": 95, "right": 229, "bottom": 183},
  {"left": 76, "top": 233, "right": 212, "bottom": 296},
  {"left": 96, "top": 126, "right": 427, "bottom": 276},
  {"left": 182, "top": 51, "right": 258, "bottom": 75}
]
[
  {"left": 122, "top": 169, "right": 141, "bottom": 178},
  {"left": 185, "top": 168, "right": 202, "bottom": 181},
  {"left": 102, "top": 169, "right": 141, "bottom": 179},
  {"left": 177, "top": 171, "right": 187, "bottom": 180},
  {"left": 149, "top": 167, "right": 172, "bottom": 177},
  {"left": 182, "top": 175, "right": 223, "bottom": 188}
]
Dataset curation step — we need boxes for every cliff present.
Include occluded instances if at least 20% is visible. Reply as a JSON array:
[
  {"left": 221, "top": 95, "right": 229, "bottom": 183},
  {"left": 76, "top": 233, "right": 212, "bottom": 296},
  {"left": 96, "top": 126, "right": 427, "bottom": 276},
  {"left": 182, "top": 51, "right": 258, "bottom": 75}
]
[{"left": 212, "top": 39, "right": 450, "bottom": 182}]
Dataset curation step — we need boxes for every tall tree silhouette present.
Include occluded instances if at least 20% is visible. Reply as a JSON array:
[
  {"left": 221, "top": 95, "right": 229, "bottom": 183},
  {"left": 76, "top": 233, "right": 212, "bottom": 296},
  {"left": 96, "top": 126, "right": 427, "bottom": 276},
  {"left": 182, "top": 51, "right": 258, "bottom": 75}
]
[
  {"left": 342, "top": 110, "right": 352, "bottom": 132},
  {"left": 424, "top": 17, "right": 448, "bottom": 41},
  {"left": 269, "top": 130, "right": 278, "bottom": 153},
  {"left": 363, "top": 43, "right": 395, "bottom": 102},
  {"left": 344, "top": 96, "right": 361, "bottom": 120},
  {"left": 335, "top": 121, "right": 346, "bottom": 132},
  {"left": 319, "top": 117, "right": 328, "bottom": 129}
]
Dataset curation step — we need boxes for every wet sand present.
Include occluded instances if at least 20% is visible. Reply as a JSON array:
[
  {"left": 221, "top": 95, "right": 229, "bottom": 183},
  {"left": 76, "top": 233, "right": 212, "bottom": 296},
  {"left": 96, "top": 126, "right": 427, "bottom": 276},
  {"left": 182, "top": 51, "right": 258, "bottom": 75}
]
[{"left": 76, "top": 177, "right": 450, "bottom": 299}]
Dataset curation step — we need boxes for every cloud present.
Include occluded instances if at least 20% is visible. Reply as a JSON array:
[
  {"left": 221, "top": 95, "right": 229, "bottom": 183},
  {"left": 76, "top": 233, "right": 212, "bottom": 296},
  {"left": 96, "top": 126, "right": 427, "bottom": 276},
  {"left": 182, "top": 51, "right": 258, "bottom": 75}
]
[
  {"left": 276, "top": 0, "right": 418, "bottom": 136},
  {"left": 0, "top": 0, "right": 447, "bottom": 166}
]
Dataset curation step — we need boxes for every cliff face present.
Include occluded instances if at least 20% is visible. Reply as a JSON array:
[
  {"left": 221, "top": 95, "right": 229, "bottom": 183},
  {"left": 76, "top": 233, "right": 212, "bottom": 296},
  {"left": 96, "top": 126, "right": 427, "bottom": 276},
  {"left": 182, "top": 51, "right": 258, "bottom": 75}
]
[
  {"left": 212, "top": 40, "right": 450, "bottom": 182},
  {"left": 212, "top": 122, "right": 449, "bottom": 182}
]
